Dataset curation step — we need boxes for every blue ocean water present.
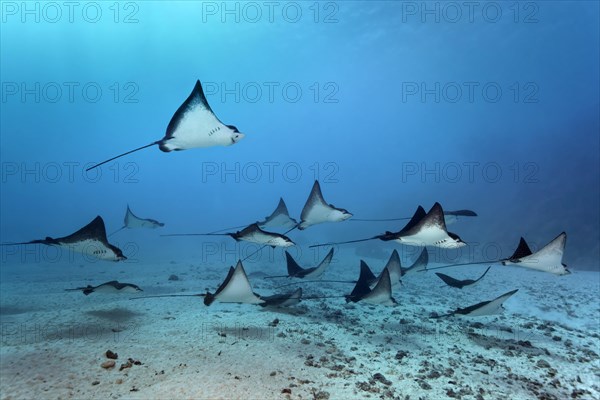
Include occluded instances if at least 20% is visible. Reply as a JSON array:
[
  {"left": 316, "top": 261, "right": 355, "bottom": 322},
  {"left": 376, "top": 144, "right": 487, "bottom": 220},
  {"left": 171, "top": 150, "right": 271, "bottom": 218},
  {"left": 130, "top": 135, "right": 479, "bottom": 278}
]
[
  {"left": 0, "top": 3, "right": 599, "bottom": 398},
  {"left": 1, "top": 2, "right": 598, "bottom": 271}
]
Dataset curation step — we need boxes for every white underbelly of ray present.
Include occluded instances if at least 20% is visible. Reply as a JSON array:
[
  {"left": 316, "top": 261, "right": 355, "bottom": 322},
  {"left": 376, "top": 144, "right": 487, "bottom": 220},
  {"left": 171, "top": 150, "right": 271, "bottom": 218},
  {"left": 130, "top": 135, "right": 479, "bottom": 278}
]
[
  {"left": 93, "top": 285, "right": 119, "bottom": 293},
  {"left": 397, "top": 226, "right": 450, "bottom": 247},
  {"left": 162, "top": 108, "right": 228, "bottom": 150},
  {"left": 57, "top": 239, "right": 115, "bottom": 261},
  {"left": 126, "top": 218, "right": 154, "bottom": 228},
  {"left": 387, "top": 268, "right": 402, "bottom": 285},
  {"left": 305, "top": 269, "right": 324, "bottom": 279},
  {"left": 261, "top": 215, "right": 296, "bottom": 229},
  {"left": 363, "top": 291, "right": 394, "bottom": 306},
  {"left": 243, "top": 232, "right": 289, "bottom": 247},
  {"left": 373, "top": 271, "right": 402, "bottom": 288},
  {"left": 94, "top": 285, "right": 137, "bottom": 294},
  {"left": 305, "top": 262, "right": 329, "bottom": 279},
  {"left": 512, "top": 254, "right": 567, "bottom": 275},
  {"left": 216, "top": 278, "right": 263, "bottom": 304},
  {"left": 303, "top": 204, "right": 337, "bottom": 227}
]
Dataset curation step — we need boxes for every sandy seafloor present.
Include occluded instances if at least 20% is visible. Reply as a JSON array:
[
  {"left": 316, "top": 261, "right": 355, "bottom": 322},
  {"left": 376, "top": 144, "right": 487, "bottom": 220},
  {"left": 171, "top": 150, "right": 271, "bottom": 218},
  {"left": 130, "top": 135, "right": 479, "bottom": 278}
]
[{"left": 1, "top": 247, "right": 599, "bottom": 400}]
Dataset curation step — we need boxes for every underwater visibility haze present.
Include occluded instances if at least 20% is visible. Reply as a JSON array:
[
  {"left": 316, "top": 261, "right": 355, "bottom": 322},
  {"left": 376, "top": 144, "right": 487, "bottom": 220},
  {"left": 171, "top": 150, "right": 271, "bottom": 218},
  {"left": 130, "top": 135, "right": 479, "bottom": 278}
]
[{"left": 0, "top": 1, "right": 599, "bottom": 399}]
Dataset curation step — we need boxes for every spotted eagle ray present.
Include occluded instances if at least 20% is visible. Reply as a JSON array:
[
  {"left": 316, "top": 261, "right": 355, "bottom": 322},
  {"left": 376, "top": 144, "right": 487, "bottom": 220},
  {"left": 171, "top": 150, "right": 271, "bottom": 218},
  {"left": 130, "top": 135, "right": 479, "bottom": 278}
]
[
  {"left": 299, "top": 180, "right": 352, "bottom": 230},
  {"left": 110, "top": 204, "right": 165, "bottom": 236},
  {"left": 401, "top": 248, "right": 429, "bottom": 276},
  {"left": 501, "top": 232, "right": 569, "bottom": 275},
  {"left": 204, "top": 260, "right": 265, "bottom": 306},
  {"left": 86, "top": 80, "right": 244, "bottom": 171},
  {"left": 374, "top": 250, "right": 403, "bottom": 286},
  {"left": 258, "top": 288, "right": 303, "bottom": 308},
  {"left": 273, "top": 248, "right": 429, "bottom": 290},
  {"left": 346, "top": 262, "right": 396, "bottom": 305},
  {"left": 1, "top": 216, "right": 126, "bottom": 261},
  {"left": 130, "top": 260, "right": 302, "bottom": 308},
  {"left": 265, "top": 248, "right": 334, "bottom": 279},
  {"left": 435, "top": 266, "right": 491, "bottom": 289},
  {"left": 370, "top": 248, "right": 427, "bottom": 287},
  {"left": 236, "top": 181, "right": 350, "bottom": 262},
  {"left": 161, "top": 223, "right": 295, "bottom": 248},
  {"left": 427, "top": 232, "right": 569, "bottom": 275},
  {"left": 260, "top": 197, "right": 298, "bottom": 230},
  {"left": 433, "top": 289, "right": 518, "bottom": 318},
  {"left": 65, "top": 281, "right": 142, "bottom": 295},
  {"left": 209, "top": 197, "right": 298, "bottom": 234},
  {"left": 310, "top": 203, "right": 466, "bottom": 249}
]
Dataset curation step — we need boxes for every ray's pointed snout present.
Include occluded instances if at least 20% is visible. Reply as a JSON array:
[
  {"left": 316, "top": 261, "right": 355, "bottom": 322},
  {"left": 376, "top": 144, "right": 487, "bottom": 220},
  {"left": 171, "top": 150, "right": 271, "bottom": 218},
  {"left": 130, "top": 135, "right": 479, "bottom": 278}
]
[{"left": 232, "top": 132, "right": 245, "bottom": 144}]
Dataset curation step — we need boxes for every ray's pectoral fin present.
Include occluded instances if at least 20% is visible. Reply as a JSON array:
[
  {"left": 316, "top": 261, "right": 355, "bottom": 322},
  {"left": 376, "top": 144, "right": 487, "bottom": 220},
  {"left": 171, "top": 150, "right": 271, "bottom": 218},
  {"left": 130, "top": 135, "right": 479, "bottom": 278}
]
[
  {"left": 204, "top": 261, "right": 265, "bottom": 306},
  {"left": 159, "top": 80, "right": 244, "bottom": 152},
  {"left": 86, "top": 80, "right": 245, "bottom": 171}
]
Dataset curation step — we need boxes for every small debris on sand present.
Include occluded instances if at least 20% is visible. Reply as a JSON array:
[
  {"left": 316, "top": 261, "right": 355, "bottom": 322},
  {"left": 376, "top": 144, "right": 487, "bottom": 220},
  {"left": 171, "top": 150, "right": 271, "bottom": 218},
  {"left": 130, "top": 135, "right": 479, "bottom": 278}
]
[{"left": 101, "top": 360, "right": 115, "bottom": 369}]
